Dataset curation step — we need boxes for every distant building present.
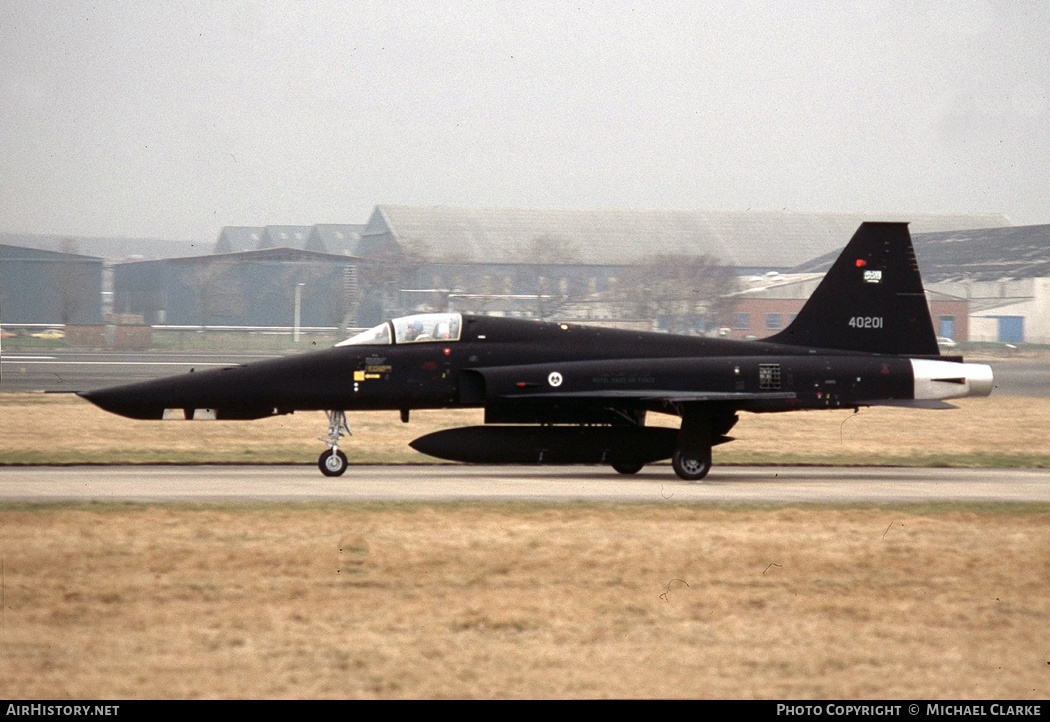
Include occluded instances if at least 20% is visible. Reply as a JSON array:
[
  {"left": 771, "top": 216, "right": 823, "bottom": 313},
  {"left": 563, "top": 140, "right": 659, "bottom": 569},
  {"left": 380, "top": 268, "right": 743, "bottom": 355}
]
[
  {"left": 788, "top": 224, "right": 1050, "bottom": 344},
  {"left": 352, "top": 205, "right": 1010, "bottom": 324},
  {"left": 0, "top": 232, "right": 202, "bottom": 262},
  {"left": 11, "top": 209, "right": 1025, "bottom": 336},
  {"left": 214, "top": 224, "right": 366, "bottom": 256},
  {"left": 914, "top": 224, "right": 1050, "bottom": 344},
  {"left": 213, "top": 227, "right": 264, "bottom": 254},
  {"left": 357, "top": 205, "right": 1010, "bottom": 272},
  {"left": 724, "top": 273, "right": 969, "bottom": 342},
  {"left": 306, "top": 225, "right": 367, "bottom": 256},
  {"left": 1, "top": 244, "right": 103, "bottom": 324},
  {"left": 206, "top": 207, "right": 1014, "bottom": 328},
  {"left": 940, "top": 277, "right": 1050, "bottom": 344},
  {"left": 113, "top": 248, "right": 363, "bottom": 328}
]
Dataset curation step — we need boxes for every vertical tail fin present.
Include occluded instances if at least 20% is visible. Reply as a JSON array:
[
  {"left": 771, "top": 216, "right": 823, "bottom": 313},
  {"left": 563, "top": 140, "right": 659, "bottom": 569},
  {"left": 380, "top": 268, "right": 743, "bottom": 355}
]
[{"left": 767, "top": 222, "right": 939, "bottom": 355}]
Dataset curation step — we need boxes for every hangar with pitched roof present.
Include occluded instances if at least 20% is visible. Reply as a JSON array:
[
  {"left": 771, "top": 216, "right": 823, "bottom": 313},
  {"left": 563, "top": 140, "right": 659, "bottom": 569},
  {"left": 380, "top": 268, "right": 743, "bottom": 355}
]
[
  {"left": 747, "top": 224, "right": 1050, "bottom": 344},
  {"left": 356, "top": 205, "right": 1010, "bottom": 273},
  {"left": 915, "top": 225, "right": 1050, "bottom": 345},
  {"left": 0, "top": 244, "right": 104, "bottom": 325},
  {"left": 113, "top": 247, "right": 363, "bottom": 328}
]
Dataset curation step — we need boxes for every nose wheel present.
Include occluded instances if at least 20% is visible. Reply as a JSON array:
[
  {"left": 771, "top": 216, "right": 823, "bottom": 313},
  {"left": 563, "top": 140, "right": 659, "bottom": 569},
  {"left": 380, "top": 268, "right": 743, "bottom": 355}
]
[{"left": 319, "top": 448, "right": 349, "bottom": 477}]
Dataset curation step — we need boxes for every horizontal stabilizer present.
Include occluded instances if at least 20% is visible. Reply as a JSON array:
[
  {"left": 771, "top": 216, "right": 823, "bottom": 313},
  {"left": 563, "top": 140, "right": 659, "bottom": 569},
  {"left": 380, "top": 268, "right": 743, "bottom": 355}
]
[{"left": 867, "top": 399, "right": 959, "bottom": 410}]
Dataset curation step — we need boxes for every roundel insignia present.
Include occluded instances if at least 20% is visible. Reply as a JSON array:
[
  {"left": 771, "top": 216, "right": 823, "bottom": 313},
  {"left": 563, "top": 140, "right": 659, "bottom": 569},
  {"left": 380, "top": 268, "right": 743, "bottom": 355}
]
[{"left": 548, "top": 371, "right": 563, "bottom": 387}]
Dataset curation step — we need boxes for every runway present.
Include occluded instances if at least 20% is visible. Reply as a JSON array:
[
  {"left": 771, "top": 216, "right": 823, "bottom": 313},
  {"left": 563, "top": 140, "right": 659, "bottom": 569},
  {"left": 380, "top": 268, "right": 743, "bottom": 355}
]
[
  {"left": 1, "top": 464, "right": 1048, "bottom": 503},
  {"left": 0, "top": 350, "right": 280, "bottom": 393}
]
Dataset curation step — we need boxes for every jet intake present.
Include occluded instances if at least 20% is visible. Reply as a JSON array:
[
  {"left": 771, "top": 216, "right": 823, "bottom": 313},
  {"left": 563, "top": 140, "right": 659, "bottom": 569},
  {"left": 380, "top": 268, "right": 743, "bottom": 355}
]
[{"left": 910, "top": 359, "right": 994, "bottom": 401}]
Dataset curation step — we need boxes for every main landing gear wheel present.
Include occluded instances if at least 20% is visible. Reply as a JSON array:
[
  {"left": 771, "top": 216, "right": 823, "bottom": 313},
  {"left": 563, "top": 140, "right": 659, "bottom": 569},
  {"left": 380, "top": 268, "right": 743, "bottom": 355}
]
[
  {"left": 672, "top": 448, "right": 711, "bottom": 481},
  {"left": 674, "top": 403, "right": 721, "bottom": 482},
  {"left": 319, "top": 448, "right": 348, "bottom": 477},
  {"left": 611, "top": 461, "right": 645, "bottom": 475}
]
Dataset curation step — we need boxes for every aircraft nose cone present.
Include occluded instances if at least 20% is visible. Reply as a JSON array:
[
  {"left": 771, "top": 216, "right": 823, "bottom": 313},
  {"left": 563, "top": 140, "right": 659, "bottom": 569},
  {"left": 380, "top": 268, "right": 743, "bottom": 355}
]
[
  {"left": 76, "top": 379, "right": 177, "bottom": 419},
  {"left": 78, "top": 386, "right": 166, "bottom": 419},
  {"left": 77, "top": 388, "right": 116, "bottom": 410}
]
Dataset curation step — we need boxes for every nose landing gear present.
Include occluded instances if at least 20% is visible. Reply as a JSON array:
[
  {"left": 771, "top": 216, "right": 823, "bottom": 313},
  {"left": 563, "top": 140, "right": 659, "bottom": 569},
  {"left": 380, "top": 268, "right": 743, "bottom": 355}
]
[{"left": 318, "top": 410, "right": 351, "bottom": 477}]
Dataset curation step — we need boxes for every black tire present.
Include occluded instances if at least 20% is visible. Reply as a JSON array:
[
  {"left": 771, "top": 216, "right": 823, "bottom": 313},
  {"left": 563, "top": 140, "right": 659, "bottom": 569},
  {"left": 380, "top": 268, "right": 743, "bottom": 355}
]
[
  {"left": 672, "top": 448, "right": 711, "bottom": 481},
  {"left": 611, "top": 461, "right": 645, "bottom": 475},
  {"left": 319, "top": 449, "right": 348, "bottom": 477}
]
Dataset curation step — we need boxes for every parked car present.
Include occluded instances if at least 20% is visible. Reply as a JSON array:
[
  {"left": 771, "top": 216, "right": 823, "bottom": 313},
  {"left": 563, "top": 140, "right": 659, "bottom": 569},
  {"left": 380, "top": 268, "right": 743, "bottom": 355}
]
[
  {"left": 937, "top": 336, "right": 958, "bottom": 351},
  {"left": 30, "top": 328, "right": 65, "bottom": 339}
]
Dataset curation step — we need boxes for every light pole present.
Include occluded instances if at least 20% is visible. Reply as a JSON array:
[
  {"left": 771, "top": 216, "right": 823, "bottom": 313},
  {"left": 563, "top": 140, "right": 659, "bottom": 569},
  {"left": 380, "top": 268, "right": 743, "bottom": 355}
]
[{"left": 294, "top": 283, "right": 305, "bottom": 343}]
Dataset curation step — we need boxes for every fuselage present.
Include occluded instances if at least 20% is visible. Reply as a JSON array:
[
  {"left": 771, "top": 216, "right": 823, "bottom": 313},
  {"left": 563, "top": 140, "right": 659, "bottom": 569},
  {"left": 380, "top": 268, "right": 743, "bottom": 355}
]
[{"left": 79, "top": 313, "right": 993, "bottom": 422}]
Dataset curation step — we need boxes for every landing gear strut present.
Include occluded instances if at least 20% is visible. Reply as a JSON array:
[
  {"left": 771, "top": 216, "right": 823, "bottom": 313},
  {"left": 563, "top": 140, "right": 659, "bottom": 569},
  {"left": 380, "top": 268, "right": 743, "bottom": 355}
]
[
  {"left": 318, "top": 410, "right": 351, "bottom": 477},
  {"left": 672, "top": 404, "right": 728, "bottom": 482}
]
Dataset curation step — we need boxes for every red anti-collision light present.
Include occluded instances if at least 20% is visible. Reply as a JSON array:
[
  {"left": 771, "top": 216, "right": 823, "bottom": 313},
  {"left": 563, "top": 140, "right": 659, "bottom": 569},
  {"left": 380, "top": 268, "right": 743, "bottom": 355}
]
[{"left": 855, "top": 259, "right": 867, "bottom": 267}]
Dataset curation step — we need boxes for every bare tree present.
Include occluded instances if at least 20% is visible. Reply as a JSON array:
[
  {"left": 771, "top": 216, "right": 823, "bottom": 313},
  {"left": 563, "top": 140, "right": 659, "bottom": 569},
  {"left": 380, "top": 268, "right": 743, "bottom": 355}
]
[
  {"left": 355, "top": 240, "right": 430, "bottom": 324},
  {"left": 514, "top": 234, "right": 582, "bottom": 265},
  {"left": 510, "top": 236, "right": 586, "bottom": 320},
  {"left": 611, "top": 254, "right": 737, "bottom": 334}
]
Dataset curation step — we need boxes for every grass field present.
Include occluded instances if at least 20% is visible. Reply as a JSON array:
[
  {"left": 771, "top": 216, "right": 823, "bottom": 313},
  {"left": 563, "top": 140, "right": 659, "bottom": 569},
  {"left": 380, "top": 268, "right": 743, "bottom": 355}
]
[
  {"left": 1, "top": 392, "right": 1048, "bottom": 467},
  {"left": 2, "top": 393, "right": 1049, "bottom": 699},
  {"left": 0, "top": 503, "right": 1048, "bottom": 699}
]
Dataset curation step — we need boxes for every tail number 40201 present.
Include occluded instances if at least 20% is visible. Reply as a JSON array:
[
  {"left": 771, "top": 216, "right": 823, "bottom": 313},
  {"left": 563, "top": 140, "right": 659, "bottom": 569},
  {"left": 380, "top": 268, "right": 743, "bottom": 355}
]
[{"left": 849, "top": 316, "right": 883, "bottom": 329}]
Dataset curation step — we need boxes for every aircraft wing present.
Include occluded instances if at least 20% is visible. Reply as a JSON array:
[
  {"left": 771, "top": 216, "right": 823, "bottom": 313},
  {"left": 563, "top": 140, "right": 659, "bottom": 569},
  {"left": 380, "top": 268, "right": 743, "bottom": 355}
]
[
  {"left": 499, "top": 390, "right": 797, "bottom": 403},
  {"left": 464, "top": 359, "right": 799, "bottom": 408}
]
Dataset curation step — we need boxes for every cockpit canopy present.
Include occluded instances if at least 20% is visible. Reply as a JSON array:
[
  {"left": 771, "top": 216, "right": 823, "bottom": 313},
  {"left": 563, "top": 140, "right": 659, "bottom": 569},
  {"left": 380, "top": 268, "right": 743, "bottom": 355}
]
[{"left": 336, "top": 313, "right": 463, "bottom": 347}]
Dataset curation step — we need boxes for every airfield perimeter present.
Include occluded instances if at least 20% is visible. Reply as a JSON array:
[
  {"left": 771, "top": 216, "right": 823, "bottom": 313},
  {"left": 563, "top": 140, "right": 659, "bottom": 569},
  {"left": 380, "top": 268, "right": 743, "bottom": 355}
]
[{"left": 1, "top": 370, "right": 1050, "bottom": 697}]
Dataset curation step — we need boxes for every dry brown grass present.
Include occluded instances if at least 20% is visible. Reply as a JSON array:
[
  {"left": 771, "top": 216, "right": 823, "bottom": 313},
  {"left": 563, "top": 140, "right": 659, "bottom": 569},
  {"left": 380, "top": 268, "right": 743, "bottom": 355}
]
[
  {"left": 3, "top": 393, "right": 1050, "bottom": 698},
  {"left": 1, "top": 393, "right": 1049, "bottom": 467},
  {"left": 0, "top": 504, "right": 1047, "bottom": 699}
]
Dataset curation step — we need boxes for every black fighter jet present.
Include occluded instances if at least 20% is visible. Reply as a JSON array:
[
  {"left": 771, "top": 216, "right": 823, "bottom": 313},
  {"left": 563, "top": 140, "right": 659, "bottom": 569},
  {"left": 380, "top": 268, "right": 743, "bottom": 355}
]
[{"left": 80, "top": 222, "right": 993, "bottom": 480}]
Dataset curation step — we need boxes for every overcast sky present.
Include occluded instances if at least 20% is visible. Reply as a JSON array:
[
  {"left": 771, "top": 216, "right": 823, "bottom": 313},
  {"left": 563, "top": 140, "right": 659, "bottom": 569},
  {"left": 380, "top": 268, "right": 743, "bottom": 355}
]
[{"left": 2, "top": 1, "right": 1048, "bottom": 244}]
